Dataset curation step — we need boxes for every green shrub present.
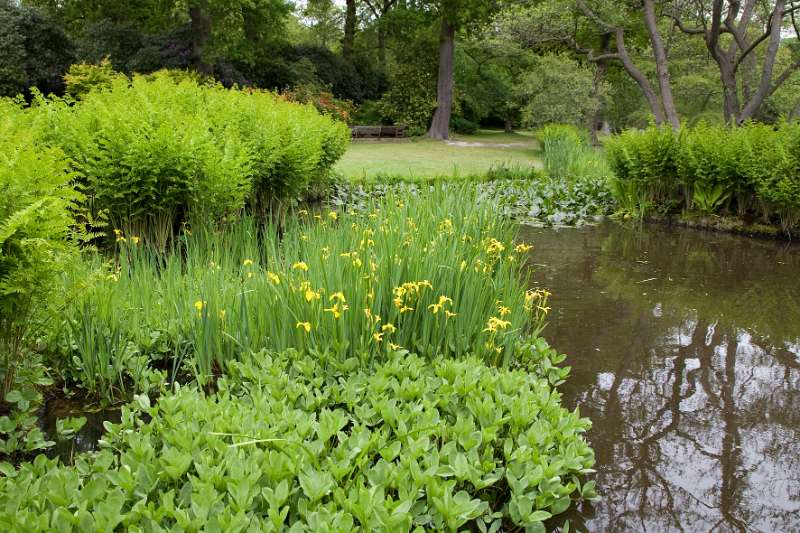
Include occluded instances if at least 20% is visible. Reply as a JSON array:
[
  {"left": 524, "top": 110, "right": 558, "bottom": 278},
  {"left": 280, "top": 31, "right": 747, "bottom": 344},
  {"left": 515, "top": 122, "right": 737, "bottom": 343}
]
[
  {"left": 738, "top": 122, "right": 800, "bottom": 228},
  {"left": 518, "top": 54, "right": 604, "bottom": 130},
  {"left": 350, "top": 100, "right": 383, "bottom": 125},
  {"left": 605, "top": 125, "right": 680, "bottom": 211},
  {"left": 376, "top": 64, "right": 436, "bottom": 136},
  {"left": 283, "top": 82, "right": 356, "bottom": 124},
  {"left": 28, "top": 75, "right": 349, "bottom": 242},
  {"left": 62, "top": 58, "right": 127, "bottom": 100},
  {"left": 0, "top": 99, "right": 80, "bottom": 397},
  {"left": 0, "top": 349, "right": 595, "bottom": 532},
  {"left": 606, "top": 122, "right": 800, "bottom": 228},
  {"left": 0, "top": 2, "right": 74, "bottom": 98}
]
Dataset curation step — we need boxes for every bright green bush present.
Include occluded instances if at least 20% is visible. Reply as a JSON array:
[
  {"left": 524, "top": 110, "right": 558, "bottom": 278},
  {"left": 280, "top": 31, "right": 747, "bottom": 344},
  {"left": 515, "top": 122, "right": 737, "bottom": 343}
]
[
  {"left": 740, "top": 123, "right": 800, "bottom": 228},
  {"left": 29, "top": 75, "right": 349, "bottom": 242},
  {"left": 606, "top": 123, "right": 800, "bottom": 228},
  {"left": 0, "top": 99, "right": 80, "bottom": 397},
  {"left": 0, "top": 99, "right": 84, "bottom": 455},
  {"left": 0, "top": 350, "right": 595, "bottom": 532},
  {"left": 604, "top": 125, "right": 680, "bottom": 209},
  {"left": 62, "top": 58, "right": 127, "bottom": 100},
  {"left": 58, "top": 186, "right": 549, "bottom": 397}
]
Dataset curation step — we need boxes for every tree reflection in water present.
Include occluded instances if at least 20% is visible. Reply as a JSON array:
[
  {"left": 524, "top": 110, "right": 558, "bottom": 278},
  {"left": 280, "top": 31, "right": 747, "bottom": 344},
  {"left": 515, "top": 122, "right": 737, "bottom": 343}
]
[{"left": 522, "top": 221, "right": 800, "bottom": 532}]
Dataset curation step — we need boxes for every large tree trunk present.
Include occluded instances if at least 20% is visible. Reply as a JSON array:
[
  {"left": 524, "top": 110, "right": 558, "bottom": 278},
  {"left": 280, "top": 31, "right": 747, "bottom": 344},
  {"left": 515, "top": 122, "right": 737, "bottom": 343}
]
[
  {"left": 427, "top": 18, "right": 455, "bottom": 140},
  {"left": 189, "top": 0, "right": 212, "bottom": 74},
  {"left": 719, "top": 62, "right": 740, "bottom": 124},
  {"left": 614, "top": 29, "right": 666, "bottom": 126},
  {"left": 342, "top": 0, "right": 356, "bottom": 61},
  {"left": 643, "top": 0, "right": 680, "bottom": 129}
]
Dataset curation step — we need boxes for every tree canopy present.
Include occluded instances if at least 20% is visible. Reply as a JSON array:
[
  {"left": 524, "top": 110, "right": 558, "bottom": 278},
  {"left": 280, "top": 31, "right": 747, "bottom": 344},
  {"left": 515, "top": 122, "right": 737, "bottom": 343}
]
[{"left": 3, "top": 0, "right": 799, "bottom": 132}]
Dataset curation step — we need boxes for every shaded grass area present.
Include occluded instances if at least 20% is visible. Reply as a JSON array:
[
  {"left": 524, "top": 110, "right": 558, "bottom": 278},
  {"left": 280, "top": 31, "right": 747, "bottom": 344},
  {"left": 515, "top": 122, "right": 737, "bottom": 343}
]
[{"left": 336, "top": 129, "right": 541, "bottom": 180}]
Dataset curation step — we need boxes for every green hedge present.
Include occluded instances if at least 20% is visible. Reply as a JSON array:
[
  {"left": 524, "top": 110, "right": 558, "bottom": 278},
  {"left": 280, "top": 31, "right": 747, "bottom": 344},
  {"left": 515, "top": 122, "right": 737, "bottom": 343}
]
[
  {"left": 28, "top": 74, "right": 350, "bottom": 239},
  {"left": 0, "top": 350, "right": 595, "bottom": 532},
  {"left": 605, "top": 123, "right": 800, "bottom": 228}
]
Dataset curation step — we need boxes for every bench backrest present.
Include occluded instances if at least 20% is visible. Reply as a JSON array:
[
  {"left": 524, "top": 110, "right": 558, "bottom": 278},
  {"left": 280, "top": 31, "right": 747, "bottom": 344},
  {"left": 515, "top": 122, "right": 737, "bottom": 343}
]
[{"left": 350, "top": 125, "right": 406, "bottom": 138}]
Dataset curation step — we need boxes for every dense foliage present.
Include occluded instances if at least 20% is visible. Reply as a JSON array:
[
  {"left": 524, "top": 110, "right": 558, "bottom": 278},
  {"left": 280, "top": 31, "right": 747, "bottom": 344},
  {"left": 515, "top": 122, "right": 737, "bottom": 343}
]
[
  {"left": 517, "top": 55, "right": 603, "bottom": 130},
  {"left": 0, "top": 1, "right": 74, "bottom": 98},
  {"left": 26, "top": 75, "right": 349, "bottom": 241},
  {"left": 606, "top": 123, "right": 800, "bottom": 229},
  {"left": 0, "top": 99, "right": 85, "bottom": 456},
  {"left": 376, "top": 64, "right": 437, "bottom": 135},
  {"left": 0, "top": 100, "right": 79, "bottom": 397},
  {"left": 0, "top": 349, "right": 595, "bottom": 532},
  {"left": 1, "top": 185, "right": 597, "bottom": 532}
]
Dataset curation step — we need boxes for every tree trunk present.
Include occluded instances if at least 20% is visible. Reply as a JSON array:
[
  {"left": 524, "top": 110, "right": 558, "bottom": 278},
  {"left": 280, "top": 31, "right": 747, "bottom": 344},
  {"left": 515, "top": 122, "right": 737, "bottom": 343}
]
[
  {"left": 643, "top": 0, "right": 680, "bottom": 129},
  {"left": 719, "top": 62, "right": 740, "bottom": 124},
  {"left": 614, "top": 29, "right": 666, "bottom": 126},
  {"left": 189, "top": 0, "right": 212, "bottom": 74},
  {"left": 342, "top": 0, "right": 356, "bottom": 61},
  {"left": 377, "top": 26, "right": 387, "bottom": 69},
  {"left": 427, "top": 17, "right": 455, "bottom": 140},
  {"left": 737, "top": 0, "right": 785, "bottom": 123},
  {"left": 590, "top": 34, "right": 611, "bottom": 145},
  {"left": 504, "top": 116, "right": 513, "bottom": 133}
]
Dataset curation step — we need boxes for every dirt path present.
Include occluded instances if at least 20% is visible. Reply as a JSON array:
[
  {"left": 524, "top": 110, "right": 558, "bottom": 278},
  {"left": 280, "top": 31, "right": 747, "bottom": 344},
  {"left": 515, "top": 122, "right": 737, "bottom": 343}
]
[{"left": 445, "top": 140, "right": 537, "bottom": 148}]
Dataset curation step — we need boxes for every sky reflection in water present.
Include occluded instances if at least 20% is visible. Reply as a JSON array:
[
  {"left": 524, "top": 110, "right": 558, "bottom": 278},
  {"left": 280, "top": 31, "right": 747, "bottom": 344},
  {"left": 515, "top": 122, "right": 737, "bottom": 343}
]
[{"left": 522, "top": 221, "right": 800, "bottom": 532}]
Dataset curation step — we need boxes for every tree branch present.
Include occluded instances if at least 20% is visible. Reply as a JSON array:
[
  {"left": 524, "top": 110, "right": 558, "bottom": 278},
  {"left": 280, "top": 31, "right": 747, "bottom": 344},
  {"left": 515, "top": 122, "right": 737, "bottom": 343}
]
[
  {"left": 672, "top": 16, "right": 706, "bottom": 34},
  {"left": 575, "top": 0, "right": 617, "bottom": 31},
  {"left": 768, "top": 59, "right": 800, "bottom": 97}
]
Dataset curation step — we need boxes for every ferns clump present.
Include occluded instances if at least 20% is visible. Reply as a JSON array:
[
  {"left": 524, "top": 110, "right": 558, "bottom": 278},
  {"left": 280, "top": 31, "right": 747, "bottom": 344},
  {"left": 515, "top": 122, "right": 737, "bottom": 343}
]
[{"left": 0, "top": 99, "right": 81, "bottom": 396}]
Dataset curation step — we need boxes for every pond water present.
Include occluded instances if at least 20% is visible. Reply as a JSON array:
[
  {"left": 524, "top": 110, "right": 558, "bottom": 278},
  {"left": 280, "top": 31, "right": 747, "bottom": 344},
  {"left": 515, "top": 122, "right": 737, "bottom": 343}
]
[{"left": 521, "top": 221, "right": 800, "bottom": 532}]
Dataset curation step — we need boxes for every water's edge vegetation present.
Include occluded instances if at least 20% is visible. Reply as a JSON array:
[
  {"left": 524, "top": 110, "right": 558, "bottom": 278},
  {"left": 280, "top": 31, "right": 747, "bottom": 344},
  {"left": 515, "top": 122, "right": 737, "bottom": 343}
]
[
  {"left": 3, "top": 68, "right": 799, "bottom": 531},
  {"left": 0, "top": 75, "right": 597, "bottom": 531}
]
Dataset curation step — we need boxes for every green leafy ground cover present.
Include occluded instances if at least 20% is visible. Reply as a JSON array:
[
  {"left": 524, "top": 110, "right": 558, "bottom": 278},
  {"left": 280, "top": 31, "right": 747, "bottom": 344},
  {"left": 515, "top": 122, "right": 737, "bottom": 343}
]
[
  {"left": 331, "top": 178, "right": 613, "bottom": 227},
  {"left": 0, "top": 351, "right": 595, "bottom": 532}
]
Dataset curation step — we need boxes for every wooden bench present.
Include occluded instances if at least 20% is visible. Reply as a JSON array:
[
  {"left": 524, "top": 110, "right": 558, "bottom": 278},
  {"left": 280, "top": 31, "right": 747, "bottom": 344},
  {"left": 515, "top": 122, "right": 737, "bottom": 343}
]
[{"left": 350, "top": 125, "right": 405, "bottom": 139}]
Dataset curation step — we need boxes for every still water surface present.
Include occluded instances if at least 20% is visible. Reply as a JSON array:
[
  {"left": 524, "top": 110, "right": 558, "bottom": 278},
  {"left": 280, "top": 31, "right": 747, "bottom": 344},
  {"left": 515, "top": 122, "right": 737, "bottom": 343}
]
[{"left": 522, "top": 221, "right": 800, "bottom": 532}]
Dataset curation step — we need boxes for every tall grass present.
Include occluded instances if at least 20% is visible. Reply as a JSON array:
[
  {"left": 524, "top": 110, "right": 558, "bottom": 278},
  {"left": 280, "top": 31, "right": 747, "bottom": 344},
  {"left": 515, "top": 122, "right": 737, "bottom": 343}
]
[
  {"left": 60, "top": 186, "right": 549, "bottom": 397},
  {"left": 537, "top": 124, "right": 611, "bottom": 182}
]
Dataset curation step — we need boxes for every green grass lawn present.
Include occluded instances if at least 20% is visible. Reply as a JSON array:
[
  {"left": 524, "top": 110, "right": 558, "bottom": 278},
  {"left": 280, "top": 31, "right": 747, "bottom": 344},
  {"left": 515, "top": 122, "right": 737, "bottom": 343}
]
[{"left": 335, "top": 129, "right": 541, "bottom": 180}]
